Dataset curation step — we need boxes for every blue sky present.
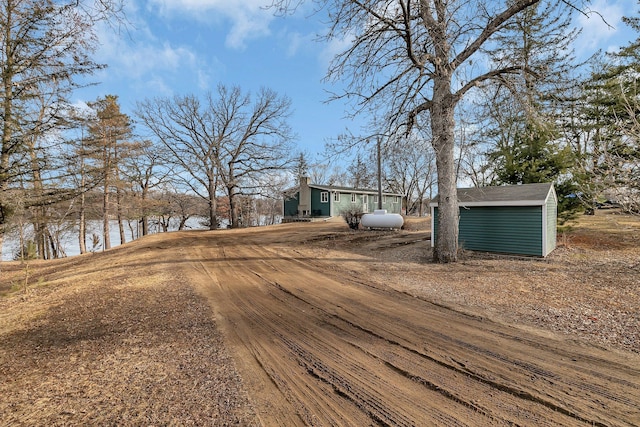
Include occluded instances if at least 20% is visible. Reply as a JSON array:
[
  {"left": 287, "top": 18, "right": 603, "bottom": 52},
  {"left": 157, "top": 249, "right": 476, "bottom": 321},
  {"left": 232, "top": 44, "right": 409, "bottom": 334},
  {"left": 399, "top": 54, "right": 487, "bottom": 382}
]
[{"left": 74, "top": 0, "right": 637, "bottom": 161}]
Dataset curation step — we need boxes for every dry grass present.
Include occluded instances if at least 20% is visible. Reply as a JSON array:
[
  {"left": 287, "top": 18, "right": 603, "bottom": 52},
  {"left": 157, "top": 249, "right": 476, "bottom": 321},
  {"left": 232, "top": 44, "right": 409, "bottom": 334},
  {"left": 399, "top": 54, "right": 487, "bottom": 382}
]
[
  {"left": 0, "top": 252, "right": 256, "bottom": 426},
  {"left": 0, "top": 209, "right": 638, "bottom": 425},
  {"left": 316, "top": 210, "right": 640, "bottom": 354}
]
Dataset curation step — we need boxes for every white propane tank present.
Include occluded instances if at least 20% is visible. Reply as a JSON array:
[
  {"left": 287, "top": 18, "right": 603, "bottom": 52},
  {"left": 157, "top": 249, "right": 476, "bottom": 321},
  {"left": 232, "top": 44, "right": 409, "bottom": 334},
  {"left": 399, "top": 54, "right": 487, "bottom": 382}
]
[{"left": 360, "top": 209, "right": 404, "bottom": 229}]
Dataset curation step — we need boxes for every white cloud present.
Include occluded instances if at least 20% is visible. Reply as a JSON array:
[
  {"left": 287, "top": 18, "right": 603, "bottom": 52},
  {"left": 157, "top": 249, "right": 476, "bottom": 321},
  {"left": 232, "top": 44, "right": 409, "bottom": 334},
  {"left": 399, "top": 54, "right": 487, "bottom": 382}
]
[
  {"left": 89, "top": 13, "right": 214, "bottom": 98},
  {"left": 148, "top": 0, "right": 276, "bottom": 49},
  {"left": 281, "top": 30, "right": 313, "bottom": 57},
  {"left": 318, "top": 31, "right": 354, "bottom": 69},
  {"left": 144, "top": 75, "right": 175, "bottom": 97},
  {"left": 574, "top": 0, "right": 627, "bottom": 57}
]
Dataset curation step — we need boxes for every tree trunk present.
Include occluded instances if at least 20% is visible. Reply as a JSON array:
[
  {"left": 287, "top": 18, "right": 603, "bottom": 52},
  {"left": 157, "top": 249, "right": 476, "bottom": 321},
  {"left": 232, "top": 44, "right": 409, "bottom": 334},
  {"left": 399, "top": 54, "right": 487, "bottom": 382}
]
[
  {"left": 28, "top": 134, "right": 47, "bottom": 259},
  {"left": 127, "top": 220, "right": 135, "bottom": 240},
  {"left": 141, "top": 216, "right": 149, "bottom": 236},
  {"left": 431, "top": 80, "right": 459, "bottom": 263},
  {"left": 229, "top": 185, "right": 239, "bottom": 229},
  {"left": 208, "top": 176, "right": 217, "bottom": 230},
  {"left": 46, "top": 229, "right": 58, "bottom": 259},
  {"left": 103, "top": 183, "right": 111, "bottom": 250},
  {"left": 114, "top": 141, "right": 126, "bottom": 245},
  {"left": 116, "top": 186, "right": 125, "bottom": 245},
  {"left": 79, "top": 191, "right": 87, "bottom": 254},
  {"left": 33, "top": 211, "right": 48, "bottom": 260},
  {"left": 140, "top": 186, "right": 150, "bottom": 236},
  {"left": 0, "top": 19, "right": 13, "bottom": 258},
  {"left": 178, "top": 216, "right": 188, "bottom": 230}
]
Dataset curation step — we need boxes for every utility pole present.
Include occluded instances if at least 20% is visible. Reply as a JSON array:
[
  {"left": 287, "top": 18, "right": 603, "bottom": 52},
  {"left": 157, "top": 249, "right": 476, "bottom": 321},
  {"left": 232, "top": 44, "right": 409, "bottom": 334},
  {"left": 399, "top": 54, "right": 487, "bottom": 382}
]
[{"left": 377, "top": 137, "right": 382, "bottom": 210}]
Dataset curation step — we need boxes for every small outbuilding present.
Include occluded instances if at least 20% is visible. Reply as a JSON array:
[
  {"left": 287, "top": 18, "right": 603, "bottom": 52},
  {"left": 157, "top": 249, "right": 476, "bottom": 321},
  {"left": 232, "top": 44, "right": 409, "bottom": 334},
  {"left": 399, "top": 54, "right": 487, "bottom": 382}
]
[{"left": 429, "top": 183, "right": 557, "bottom": 257}]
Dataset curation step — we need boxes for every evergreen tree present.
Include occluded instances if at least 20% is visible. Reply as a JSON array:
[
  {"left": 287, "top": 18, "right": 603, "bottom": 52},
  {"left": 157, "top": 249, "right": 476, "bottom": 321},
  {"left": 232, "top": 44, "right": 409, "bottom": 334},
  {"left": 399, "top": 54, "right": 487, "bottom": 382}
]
[
  {"left": 87, "top": 95, "right": 133, "bottom": 250},
  {"left": 0, "top": 0, "right": 122, "bottom": 251},
  {"left": 479, "top": 0, "right": 583, "bottom": 221},
  {"left": 489, "top": 121, "right": 580, "bottom": 222},
  {"left": 347, "top": 152, "right": 375, "bottom": 189},
  {"left": 292, "top": 152, "right": 310, "bottom": 181},
  {"left": 576, "top": 8, "right": 640, "bottom": 214}
]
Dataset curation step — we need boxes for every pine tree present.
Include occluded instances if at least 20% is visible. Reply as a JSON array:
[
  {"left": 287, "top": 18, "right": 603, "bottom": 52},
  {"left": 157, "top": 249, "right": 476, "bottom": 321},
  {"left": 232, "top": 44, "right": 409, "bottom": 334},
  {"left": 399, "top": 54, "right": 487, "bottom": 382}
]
[
  {"left": 480, "top": 0, "right": 583, "bottom": 221},
  {"left": 0, "top": 0, "right": 121, "bottom": 251},
  {"left": 87, "top": 95, "right": 133, "bottom": 250},
  {"left": 577, "top": 8, "right": 640, "bottom": 214},
  {"left": 292, "top": 152, "right": 310, "bottom": 181}
]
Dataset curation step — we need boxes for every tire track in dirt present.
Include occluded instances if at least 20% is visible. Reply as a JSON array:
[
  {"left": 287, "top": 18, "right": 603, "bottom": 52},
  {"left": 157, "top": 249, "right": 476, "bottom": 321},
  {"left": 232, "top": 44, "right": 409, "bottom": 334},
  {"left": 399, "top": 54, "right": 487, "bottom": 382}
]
[
  {"left": 182, "top": 232, "right": 640, "bottom": 426},
  {"left": 268, "top": 244, "right": 640, "bottom": 424},
  {"left": 188, "top": 245, "right": 373, "bottom": 426},
  {"left": 272, "top": 244, "right": 638, "bottom": 425},
  {"left": 267, "top": 259, "right": 637, "bottom": 425}
]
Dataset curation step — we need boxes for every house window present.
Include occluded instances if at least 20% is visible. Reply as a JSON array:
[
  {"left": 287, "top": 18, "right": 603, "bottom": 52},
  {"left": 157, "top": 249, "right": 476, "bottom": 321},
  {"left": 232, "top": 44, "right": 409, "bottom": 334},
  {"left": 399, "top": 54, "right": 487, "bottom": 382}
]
[
  {"left": 374, "top": 195, "right": 378, "bottom": 203},
  {"left": 321, "top": 191, "right": 329, "bottom": 203},
  {"left": 395, "top": 196, "right": 400, "bottom": 203},
  {"left": 383, "top": 195, "right": 387, "bottom": 203},
  {"left": 334, "top": 192, "right": 340, "bottom": 202},
  {"left": 351, "top": 193, "right": 356, "bottom": 203}
]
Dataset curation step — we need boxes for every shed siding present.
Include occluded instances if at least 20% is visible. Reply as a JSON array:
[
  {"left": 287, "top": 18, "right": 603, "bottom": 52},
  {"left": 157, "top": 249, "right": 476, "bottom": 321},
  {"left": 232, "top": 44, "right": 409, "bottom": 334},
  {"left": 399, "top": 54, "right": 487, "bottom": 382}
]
[
  {"left": 545, "top": 195, "right": 557, "bottom": 256},
  {"left": 434, "top": 206, "right": 544, "bottom": 256}
]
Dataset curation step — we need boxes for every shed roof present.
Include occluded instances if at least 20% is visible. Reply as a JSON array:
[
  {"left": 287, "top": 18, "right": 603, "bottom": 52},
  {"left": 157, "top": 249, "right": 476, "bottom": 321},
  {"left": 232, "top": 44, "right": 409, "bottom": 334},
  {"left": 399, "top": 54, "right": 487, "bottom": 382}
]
[{"left": 430, "top": 183, "right": 555, "bottom": 207}]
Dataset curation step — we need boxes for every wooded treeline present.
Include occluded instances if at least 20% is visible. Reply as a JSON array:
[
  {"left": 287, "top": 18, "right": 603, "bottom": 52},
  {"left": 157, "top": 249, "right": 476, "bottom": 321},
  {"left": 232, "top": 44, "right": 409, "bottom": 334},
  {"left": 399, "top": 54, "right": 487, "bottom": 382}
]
[
  {"left": 292, "top": 1, "right": 640, "bottom": 231},
  {"left": 1, "top": 0, "right": 639, "bottom": 262},
  {"left": 0, "top": 1, "right": 295, "bottom": 260},
  {"left": 2, "top": 88, "right": 294, "bottom": 260}
]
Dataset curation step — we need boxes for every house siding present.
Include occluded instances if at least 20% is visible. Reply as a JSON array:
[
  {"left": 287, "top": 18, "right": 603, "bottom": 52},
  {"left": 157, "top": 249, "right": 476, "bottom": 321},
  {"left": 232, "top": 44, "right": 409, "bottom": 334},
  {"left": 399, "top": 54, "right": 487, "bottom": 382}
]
[
  {"left": 311, "top": 188, "right": 331, "bottom": 216},
  {"left": 434, "top": 206, "right": 544, "bottom": 256},
  {"left": 329, "top": 191, "right": 401, "bottom": 216},
  {"left": 284, "top": 194, "right": 299, "bottom": 217},
  {"left": 283, "top": 176, "right": 403, "bottom": 218}
]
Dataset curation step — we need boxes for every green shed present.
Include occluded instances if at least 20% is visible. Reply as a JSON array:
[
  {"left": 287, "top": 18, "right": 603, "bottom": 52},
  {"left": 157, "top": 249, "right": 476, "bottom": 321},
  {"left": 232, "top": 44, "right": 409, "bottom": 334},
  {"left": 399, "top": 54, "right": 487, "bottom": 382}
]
[{"left": 429, "top": 183, "right": 557, "bottom": 257}]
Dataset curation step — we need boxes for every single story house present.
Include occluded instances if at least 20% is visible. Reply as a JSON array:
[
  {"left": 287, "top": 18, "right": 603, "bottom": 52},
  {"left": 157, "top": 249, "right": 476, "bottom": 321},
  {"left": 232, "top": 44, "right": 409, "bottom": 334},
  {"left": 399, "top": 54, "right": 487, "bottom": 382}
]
[
  {"left": 429, "top": 183, "right": 557, "bottom": 257},
  {"left": 284, "top": 177, "right": 403, "bottom": 218}
]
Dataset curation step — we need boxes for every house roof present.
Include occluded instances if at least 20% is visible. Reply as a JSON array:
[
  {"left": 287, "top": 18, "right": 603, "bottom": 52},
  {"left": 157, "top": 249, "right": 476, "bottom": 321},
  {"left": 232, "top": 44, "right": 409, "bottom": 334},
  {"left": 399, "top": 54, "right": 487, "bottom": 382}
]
[
  {"left": 283, "top": 182, "right": 403, "bottom": 197},
  {"left": 309, "top": 183, "right": 403, "bottom": 197},
  {"left": 430, "top": 183, "right": 555, "bottom": 207}
]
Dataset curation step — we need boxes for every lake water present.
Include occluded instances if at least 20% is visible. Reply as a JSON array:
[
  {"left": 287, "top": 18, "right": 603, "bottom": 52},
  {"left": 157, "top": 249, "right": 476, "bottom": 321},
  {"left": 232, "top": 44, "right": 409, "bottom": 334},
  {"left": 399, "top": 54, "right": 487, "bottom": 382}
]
[{"left": 1, "top": 218, "right": 210, "bottom": 261}]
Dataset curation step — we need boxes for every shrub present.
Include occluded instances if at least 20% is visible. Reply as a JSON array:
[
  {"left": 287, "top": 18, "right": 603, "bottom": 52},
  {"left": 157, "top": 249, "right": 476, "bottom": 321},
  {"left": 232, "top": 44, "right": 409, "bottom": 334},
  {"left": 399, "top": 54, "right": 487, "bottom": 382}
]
[{"left": 341, "top": 208, "right": 363, "bottom": 230}]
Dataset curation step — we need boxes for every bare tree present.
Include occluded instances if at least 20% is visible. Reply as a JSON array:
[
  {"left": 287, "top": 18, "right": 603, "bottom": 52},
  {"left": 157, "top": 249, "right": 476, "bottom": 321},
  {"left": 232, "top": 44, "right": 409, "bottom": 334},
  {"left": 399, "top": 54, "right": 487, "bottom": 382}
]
[
  {"left": 274, "top": 0, "right": 584, "bottom": 262},
  {"left": 136, "top": 85, "right": 294, "bottom": 229},
  {"left": 346, "top": 151, "right": 376, "bottom": 189},
  {"left": 216, "top": 86, "right": 295, "bottom": 228},
  {"left": 0, "top": 0, "right": 124, "bottom": 251},
  {"left": 136, "top": 94, "right": 224, "bottom": 230},
  {"left": 384, "top": 132, "right": 436, "bottom": 216},
  {"left": 65, "top": 104, "right": 106, "bottom": 254},
  {"left": 254, "top": 170, "right": 292, "bottom": 225},
  {"left": 123, "top": 140, "right": 169, "bottom": 236},
  {"left": 147, "top": 186, "right": 200, "bottom": 233}
]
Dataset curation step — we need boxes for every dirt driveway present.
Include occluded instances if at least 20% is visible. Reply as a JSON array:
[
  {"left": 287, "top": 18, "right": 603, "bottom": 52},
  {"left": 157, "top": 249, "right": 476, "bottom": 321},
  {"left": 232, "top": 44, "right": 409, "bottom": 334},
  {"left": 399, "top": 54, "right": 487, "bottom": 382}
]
[
  {"left": 1, "top": 216, "right": 639, "bottom": 425},
  {"left": 182, "top": 220, "right": 639, "bottom": 426}
]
